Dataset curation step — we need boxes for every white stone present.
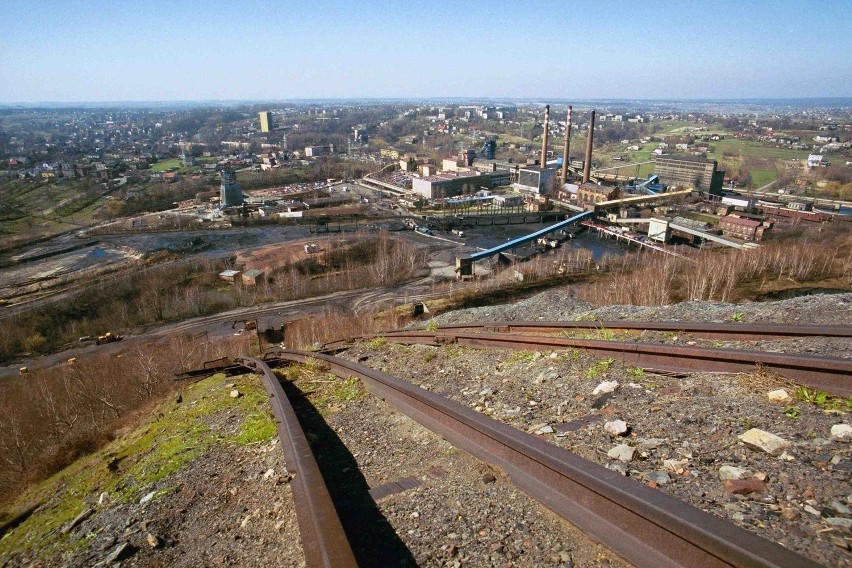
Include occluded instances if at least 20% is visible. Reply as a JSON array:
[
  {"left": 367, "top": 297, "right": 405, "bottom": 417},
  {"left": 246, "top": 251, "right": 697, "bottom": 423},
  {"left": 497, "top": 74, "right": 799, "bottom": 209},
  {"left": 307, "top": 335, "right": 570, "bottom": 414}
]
[
  {"left": 263, "top": 468, "right": 275, "bottom": 480},
  {"left": 737, "top": 428, "right": 791, "bottom": 456},
  {"left": 766, "top": 389, "right": 790, "bottom": 403},
  {"left": 607, "top": 444, "right": 636, "bottom": 462},
  {"left": 719, "top": 465, "right": 751, "bottom": 480},
  {"left": 593, "top": 381, "right": 619, "bottom": 395},
  {"left": 98, "top": 492, "right": 110, "bottom": 506},
  {"left": 663, "top": 458, "right": 688, "bottom": 472},
  {"left": 536, "top": 425, "right": 554, "bottom": 435},
  {"left": 139, "top": 491, "right": 156, "bottom": 505},
  {"left": 604, "top": 420, "right": 628, "bottom": 437},
  {"left": 230, "top": 389, "right": 241, "bottom": 398},
  {"left": 830, "top": 424, "right": 852, "bottom": 439}
]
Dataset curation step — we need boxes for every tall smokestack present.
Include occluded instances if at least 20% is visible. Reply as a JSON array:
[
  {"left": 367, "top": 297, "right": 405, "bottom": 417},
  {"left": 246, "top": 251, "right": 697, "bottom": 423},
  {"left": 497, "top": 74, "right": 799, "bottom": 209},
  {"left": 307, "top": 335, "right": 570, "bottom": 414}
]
[
  {"left": 540, "top": 104, "right": 550, "bottom": 168},
  {"left": 560, "top": 105, "right": 572, "bottom": 186},
  {"left": 582, "top": 110, "right": 596, "bottom": 183}
]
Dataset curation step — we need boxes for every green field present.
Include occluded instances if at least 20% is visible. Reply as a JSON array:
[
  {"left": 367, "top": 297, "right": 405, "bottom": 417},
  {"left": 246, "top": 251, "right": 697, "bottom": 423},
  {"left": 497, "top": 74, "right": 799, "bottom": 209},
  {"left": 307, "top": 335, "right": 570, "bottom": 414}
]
[
  {"left": 749, "top": 170, "right": 779, "bottom": 188},
  {"left": 150, "top": 158, "right": 183, "bottom": 172},
  {"left": 707, "top": 139, "right": 807, "bottom": 161}
]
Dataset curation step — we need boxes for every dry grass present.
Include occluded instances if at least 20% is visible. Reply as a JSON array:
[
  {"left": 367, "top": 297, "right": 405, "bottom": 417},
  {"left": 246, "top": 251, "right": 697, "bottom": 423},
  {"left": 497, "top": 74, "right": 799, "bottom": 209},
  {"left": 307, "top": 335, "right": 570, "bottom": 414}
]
[
  {"left": 281, "top": 308, "right": 410, "bottom": 349},
  {"left": 575, "top": 231, "right": 852, "bottom": 306},
  {"left": 735, "top": 365, "right": 800, "bottom": 396},
  {"left": 0, "top": 333, "right": 253, "bottom": 508}
]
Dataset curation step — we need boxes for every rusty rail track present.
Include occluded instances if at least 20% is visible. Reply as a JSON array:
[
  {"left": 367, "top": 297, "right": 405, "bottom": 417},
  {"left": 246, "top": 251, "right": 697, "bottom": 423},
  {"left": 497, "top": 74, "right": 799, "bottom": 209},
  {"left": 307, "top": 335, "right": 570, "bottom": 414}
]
[
  {"left": 339, "top": 329, "right": 852, "bottom": 397},
  {"left": 401, "top": 321, "right": 852, "bottom": 341},
  {"left": 263, "top": 349, "right": 819, "bottom": 568},
  {"left": 235, "top": 356, "right": 357, "bottom": 568}
]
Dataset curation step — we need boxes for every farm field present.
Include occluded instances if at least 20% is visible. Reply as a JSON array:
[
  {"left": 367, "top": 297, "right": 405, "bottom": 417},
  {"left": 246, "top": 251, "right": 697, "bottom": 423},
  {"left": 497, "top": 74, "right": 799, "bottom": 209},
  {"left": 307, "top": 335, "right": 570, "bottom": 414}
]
[{"left": 150, "top": 158, "right": 184, "bottom": 172}]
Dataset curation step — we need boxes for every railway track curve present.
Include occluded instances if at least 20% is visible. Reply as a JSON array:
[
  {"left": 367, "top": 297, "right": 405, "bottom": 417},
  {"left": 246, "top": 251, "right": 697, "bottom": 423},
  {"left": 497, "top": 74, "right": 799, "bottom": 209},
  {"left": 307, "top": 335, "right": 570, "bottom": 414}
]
[{"left": 198, "top": 348, "right": 828, "bottom": 567}]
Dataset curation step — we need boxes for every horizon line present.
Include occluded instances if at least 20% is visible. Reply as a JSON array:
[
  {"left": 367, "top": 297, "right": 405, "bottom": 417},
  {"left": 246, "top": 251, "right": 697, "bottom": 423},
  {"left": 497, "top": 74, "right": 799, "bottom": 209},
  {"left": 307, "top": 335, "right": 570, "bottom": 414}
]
[{"left": 2, "top": 95, "right": 852, "bottom": 108}]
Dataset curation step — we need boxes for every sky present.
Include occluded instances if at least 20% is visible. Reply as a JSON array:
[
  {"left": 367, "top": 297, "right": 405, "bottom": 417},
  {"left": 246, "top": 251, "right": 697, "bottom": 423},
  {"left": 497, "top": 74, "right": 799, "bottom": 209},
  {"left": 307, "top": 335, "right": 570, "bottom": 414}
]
[{"left": 0, "top": 0, "right": 850, "bottom": 103}]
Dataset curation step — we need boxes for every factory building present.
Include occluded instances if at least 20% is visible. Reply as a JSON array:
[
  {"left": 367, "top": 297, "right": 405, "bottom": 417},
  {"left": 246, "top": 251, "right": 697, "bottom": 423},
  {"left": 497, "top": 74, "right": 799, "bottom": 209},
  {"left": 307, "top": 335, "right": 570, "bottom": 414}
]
[
  {"left": 493, "top": 193, "right": 525, "bottom": 207},
  {"left": 258, "top": 111, "right": 272, "bottom": 133},
  {"left": 514, "top": 166, "right": 554, "bottom": 195},
  {"left": 577, "top": 183, "right": 620, "bottom": 206},
  {"left": 654, "top": 155, "right": 724, "bottom": 195},
  {"left": 219, "top": 169, "right": 243, "bottom": 207},
  {"left": 305, "top": 145, "right": 333, "bottom": 157},
  {"left": 719, "top": 215, "right": 765, "bottom": 241},
  {"left": 412, "top": 171, "right": 495, "bottom": 200}
]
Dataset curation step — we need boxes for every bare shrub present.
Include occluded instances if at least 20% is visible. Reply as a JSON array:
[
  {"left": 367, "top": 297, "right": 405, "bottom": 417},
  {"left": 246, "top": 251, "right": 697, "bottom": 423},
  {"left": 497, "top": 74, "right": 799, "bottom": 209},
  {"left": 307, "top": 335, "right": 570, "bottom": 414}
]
[
  {"left": 575, "top": 232, "right": 851, "bottom": 306},
  {"left": 0, "top": 333, "right": 252, "bottom": 507},
  {"left": 282, "top": 308, "right": 409, "bottom": 350}
]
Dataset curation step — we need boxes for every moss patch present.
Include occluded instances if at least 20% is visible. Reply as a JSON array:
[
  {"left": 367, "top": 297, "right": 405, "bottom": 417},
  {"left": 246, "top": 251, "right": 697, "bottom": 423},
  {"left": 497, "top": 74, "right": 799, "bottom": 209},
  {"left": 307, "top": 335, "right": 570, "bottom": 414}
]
[
  {"left": 0, "top": 372, "right": 276, "bottom": 564},
  {"left": 288, "top": 367, "right": 366, "bottom": 416}
]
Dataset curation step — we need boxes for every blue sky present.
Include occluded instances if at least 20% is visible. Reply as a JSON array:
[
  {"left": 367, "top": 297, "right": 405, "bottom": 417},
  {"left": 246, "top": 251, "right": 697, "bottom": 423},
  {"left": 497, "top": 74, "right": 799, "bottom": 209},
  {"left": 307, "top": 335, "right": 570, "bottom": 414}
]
[{"left": 0, "top": 0, "right": 849, "bottom": 102}]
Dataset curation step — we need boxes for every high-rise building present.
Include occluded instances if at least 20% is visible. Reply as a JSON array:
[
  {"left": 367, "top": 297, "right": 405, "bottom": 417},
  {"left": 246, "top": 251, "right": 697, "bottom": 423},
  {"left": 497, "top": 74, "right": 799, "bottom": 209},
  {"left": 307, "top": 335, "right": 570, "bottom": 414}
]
[
  {"left": 220, "top": 169, "right": 243, "bottom": 207},
  {"left": 258, "top": 111, "right": 272, "bottom": 133}
]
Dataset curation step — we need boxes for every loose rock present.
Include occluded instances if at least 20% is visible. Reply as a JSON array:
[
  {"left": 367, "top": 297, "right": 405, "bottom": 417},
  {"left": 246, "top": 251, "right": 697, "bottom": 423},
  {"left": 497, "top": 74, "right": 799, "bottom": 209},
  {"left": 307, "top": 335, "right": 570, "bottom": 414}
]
[
  {"left": 719, "top": 465, "right": 751, "bottom": 481},
  {"left": 724, "top": 479, "right": 766, "bottom": 495},
  {"left": 737, "top": 428, "right": 791, "bottom": 456},
  {"left": 607, "top": 444, "right": 636, "bottom": 462},
  {"left": 230, "top": 389, "right": 242, "bottom": 399},
  {"left": 766, "top": 389, "right": 790, "bottom": 403},
  {"left": 643, "top": 471, "right": 671, "bottom": 485},
  {"left": 593, "top": 381, "right": 619, "bottom": 395},
  {"left": 104, "top": 543, "right": 136, "bottom": 564},
  {"left": 604, "top": 420, "right": 628, "bottom": 437},
  {"left": 61, "top": 507, "right": 93, "bottom": 534},
  {"left": 830, "top": 424, "right": 851, "bottom": 439}
]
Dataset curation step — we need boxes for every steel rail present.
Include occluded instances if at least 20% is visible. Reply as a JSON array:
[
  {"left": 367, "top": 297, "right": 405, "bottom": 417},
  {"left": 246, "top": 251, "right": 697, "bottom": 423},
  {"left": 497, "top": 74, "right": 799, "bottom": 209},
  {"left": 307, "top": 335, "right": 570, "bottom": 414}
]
[
  {"left": 370, "top": 331, "right": 852, "bottom": 397},
  {"left": 264, "top": 350, "right": 819, "bottom": 568},
  {"left": 235, "top": 357, "right": 357, "bottom": 568},
  {"left": 397, "top": 321, "right": 852, "bottom": 341}
]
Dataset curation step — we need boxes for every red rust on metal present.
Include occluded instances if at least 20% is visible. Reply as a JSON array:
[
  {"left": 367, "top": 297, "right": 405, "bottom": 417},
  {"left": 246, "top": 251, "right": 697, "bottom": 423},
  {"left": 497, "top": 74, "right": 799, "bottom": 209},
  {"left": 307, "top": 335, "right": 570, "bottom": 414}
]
[
  {"left": 393, "top": 321, "right": 852, "bottom": 341},
  {"left": 265, "top": 350, "right": 820, "bottom": 568},
  {"left": 235, "top": 357, "right": 357, "bottom": 568},
  {"left": 379, "top": 331, "right": 852, "bottom": 397}
]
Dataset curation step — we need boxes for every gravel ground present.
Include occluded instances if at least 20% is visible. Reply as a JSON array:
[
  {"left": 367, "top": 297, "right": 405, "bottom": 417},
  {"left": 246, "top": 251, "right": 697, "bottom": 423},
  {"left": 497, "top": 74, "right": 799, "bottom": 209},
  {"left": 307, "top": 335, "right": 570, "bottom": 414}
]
[
  {"left": 115, "top": 440, "right": 302, "bottom": 568},
  {"left": 426, "top": 290, "right": 852, "bottom": 327},
  {"left": 7, "top": 292, "right": 848, "bottom": 567},
  {"left": 0, "top": 375, "right": 305, "bottom": 568},
  {"left": 283, "top": 368, "right": 629, "bottom": 568},
  {"left": 340, "top": 291, "right": 852, "bottom": 566}
]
